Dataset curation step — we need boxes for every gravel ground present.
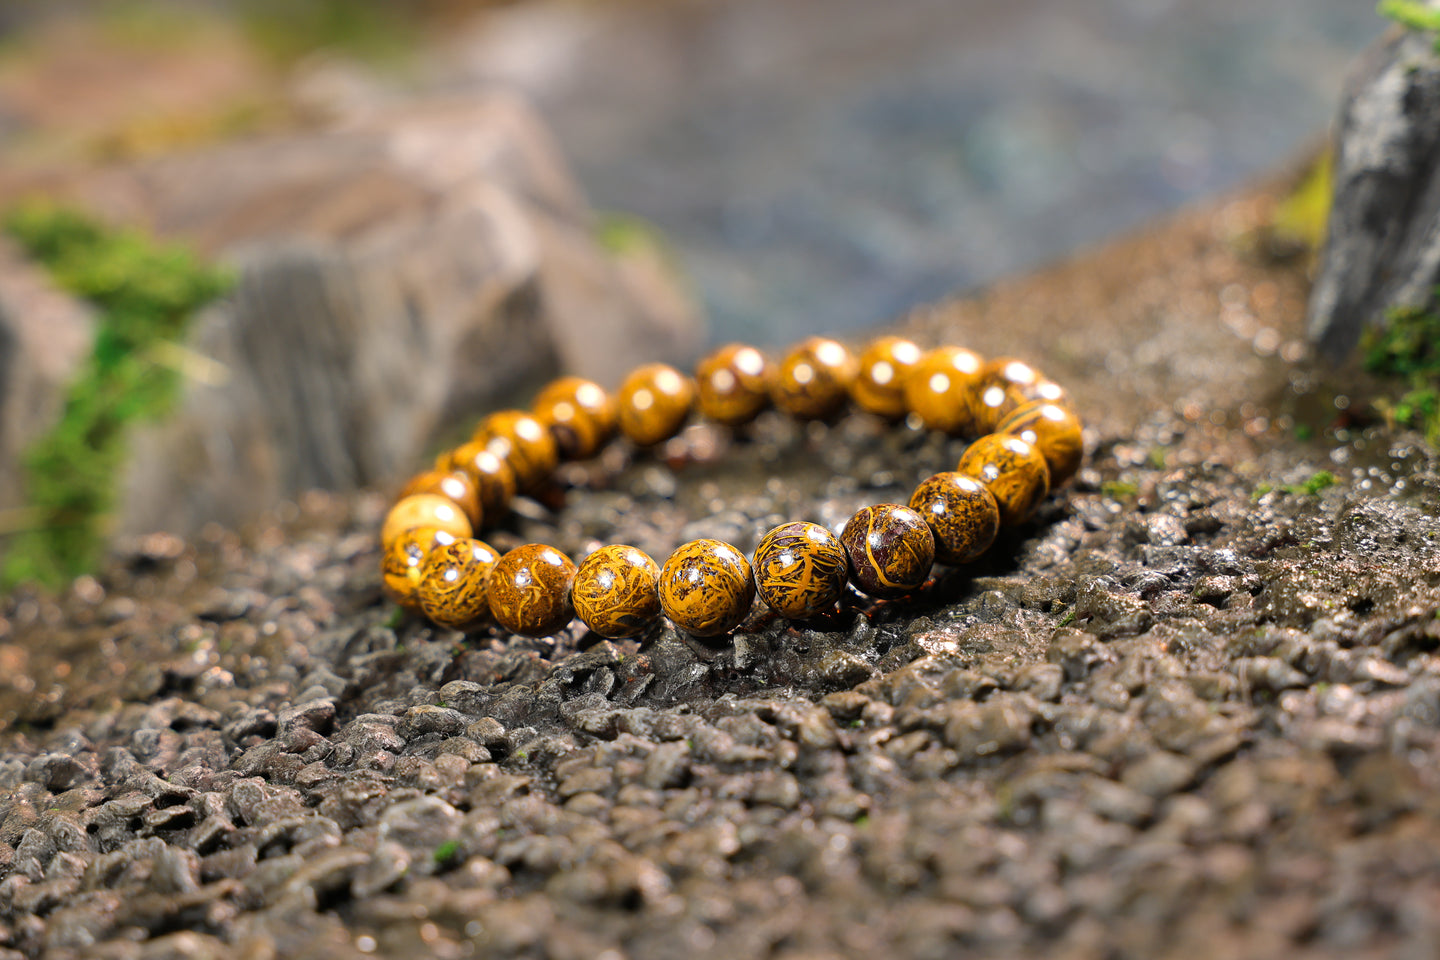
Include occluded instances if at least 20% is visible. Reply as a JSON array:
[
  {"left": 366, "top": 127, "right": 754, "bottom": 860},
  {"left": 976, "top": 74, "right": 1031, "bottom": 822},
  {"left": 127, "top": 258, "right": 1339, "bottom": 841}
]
[{"left": 2, "top": 186, "right": 1439, "bottom": 959}]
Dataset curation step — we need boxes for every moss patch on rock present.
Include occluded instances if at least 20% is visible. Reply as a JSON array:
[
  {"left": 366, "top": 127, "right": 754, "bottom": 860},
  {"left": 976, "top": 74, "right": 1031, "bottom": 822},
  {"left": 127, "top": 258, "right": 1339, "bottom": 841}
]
[{"left": 1364, "top": 296, "right": 1440, "bottom": 445}]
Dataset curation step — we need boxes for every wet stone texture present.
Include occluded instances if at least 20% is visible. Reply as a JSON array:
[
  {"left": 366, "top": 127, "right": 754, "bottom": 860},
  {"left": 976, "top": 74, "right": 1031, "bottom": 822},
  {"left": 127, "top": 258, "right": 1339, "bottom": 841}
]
[{"left": 3, "top": 191, "right": 1440, "bottom": 959}]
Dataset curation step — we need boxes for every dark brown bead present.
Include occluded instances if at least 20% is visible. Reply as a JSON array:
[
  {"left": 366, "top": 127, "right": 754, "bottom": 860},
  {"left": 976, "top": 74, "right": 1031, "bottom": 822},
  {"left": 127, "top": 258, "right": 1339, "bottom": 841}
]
[
  {"left": 908, "top": 472, "right": 1000, "bottom": 565},
  {"left": 381, "top": 526, "right": 458, "bottom": 611},
  {"left": 659, "top": 539, "right": 756, "bottom": 637},
  {"left": 572, "top": 545, "right": 662, "bottom": 639},
  {"left": 997, "top": 401, "right": 1084, "bottom": 486},
  {"left": 443, "top": 442, "right": 518, "bottom": 523},
  {"left": 753, "top": 521, "right": 850, "bottom": 619},
  {"left": 418, "top": 538, "right": 501, "bottom": 631},
  {"left": 839, "top": 504, "right": 935, "bottom": 598},
  {"left": 473, "top": 410, "right": 559, "bottom": 491},
  {"left": 904, "top": 346, "right": 985, "bottom": 435},
  {"left": 617, "top": 363, "right": 695, "bottom": 446},
  {"left": 533, "top": 377, "right": 617, "bottom": 460},
  {"left": 852, "top": 336, "right": 922, "bottom": 418},
  {"left": 381, "top": 493, "right": 472, "bottom": 550},
  {"left": 487, "top": 544, "right": 577, "bottom": 637},
  {"left": 772, "top": 337, "right": 858, "bottom": 420},
  {"left": 956, "top": 434, "right": 1051, "bottom": 527},
  {"left": 695, "top": 344, "right": 771, "bottom": 426},
  {"left": 399, "top": 469, "right": 484, "bottom": 529}
]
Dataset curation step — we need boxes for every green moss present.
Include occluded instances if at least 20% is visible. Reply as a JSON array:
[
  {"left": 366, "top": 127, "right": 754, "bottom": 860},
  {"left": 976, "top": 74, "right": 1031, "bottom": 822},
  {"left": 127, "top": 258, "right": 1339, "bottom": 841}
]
[
  {"left": 1100, "top": 480, "right": 1138, "bottom": 501},
  {"left": 1379, "top": 0, "right": 1440, "bottom": 48},
  {"left": 1364, "top": 297, "right": 1440, "bottom": 444},
  {"left": 2, "top": 201, "right": 231, "bottom": 588},
  {"left": 1252, "top": 483, "right": 1274, "bottom": 501},
  {"left": 433, "top": 839, "right": 461, "bottom": 865},
  {"left": 1272, "top": 149, "right": 1333, "bottom": 252},
  {"left": 236, "top": 0, "right": 419, "bottom": 68},
  {"left": 1284, "top": 471, "right": 1338, "bottom": 497}
]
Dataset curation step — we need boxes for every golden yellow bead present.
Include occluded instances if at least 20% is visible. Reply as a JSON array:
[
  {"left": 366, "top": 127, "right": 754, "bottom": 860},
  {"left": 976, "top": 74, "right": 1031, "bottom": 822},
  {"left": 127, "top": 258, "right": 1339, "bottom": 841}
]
[
  {"left": 617, "top": 363, "right": 695, "bottom": 446},
  {"left": 908, "top": 473, "right": 999, "bottom": 565},
  {"left": 997, "top": 401, "right": 1084, "bottom": 487},
  {"left": 487, "top": 544, "right": 578, "bottom": 637},
  {"left": 904, "top": 346, "right": 985, "bottom": 435},
  {"left": 382, "top": 526, "right": 458, "bottom": 611},
  {"left": 695, "top": 344, "right": 772, "bottom": 426},
  {"left": 399, "top": 469, "right": 483, "bottom": 530},
  {"left": 852, "top": 336, "right": 923, "bottom": 418},
  {"left": 659, "top": 539, "right": 756, "bottom": 637},
  {"left": 572, "top": 545, "right": 662, "bottom": 639},
  {"left": 443, "top": 441, "right": 517, "bottom": 522},
  {"left": 381, "top": 493, "right": 472, "bottom": 551},
  {"left": 473, "top": 410, "right": 559, "bottom": 492},
  {"left": 753, "top": 521, "right": 849, "bottom": 620},
  {"left": 533, "top": 377, "right": 617, "bottom": 461},
  {"left": 418, "top": 538, "right": 501, "bottom": 631},
  {"left": 956, "top": 434, "right": 1051, "bottom": 527},
  {"left": 772, "top": 337, "right": 859, "bottom": 420}
]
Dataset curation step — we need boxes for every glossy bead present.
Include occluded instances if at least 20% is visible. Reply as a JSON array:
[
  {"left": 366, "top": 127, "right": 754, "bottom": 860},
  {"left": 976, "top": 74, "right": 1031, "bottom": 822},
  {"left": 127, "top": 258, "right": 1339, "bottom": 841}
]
[
  {"left": 972, "top": 357, "right": 1043, "bottom": 433},
  {"left": 909, "top": 472, "right": 1000, "bottom": 565},
  {"left": 753, "top": 521, "right": 850, "bottom": 619},
  {"left": 443, "top": 442, "right": 517, "bottom": 521},
  {"left": 474, "top": 410, "right": 559, "bottom": 491},
  {"left": 487, "top": 544, "right": 577, "bottom": 637},
  {"left": 418, "top": 538, "right": 501, "bottom": 631},
  {"left": 659, "top": 539, "right": 756, "bottom": 637},
  {"left": 839, "top": 504, "right": 935, "bottom": 599},
  {"left": 533, "top": 377, "right": 616, "bottom": 460},
  {"left": 572, "top": 545, "right": 662, "bottom": 638},
  {"left": 617, "top": 363, "right": 695, "bottom": 446},
  {"left": 382, "top": 526, "right": 458, "bottom": 611},
  {"left": 695, "top": 343, "right": 771, "bottom": 425},
  {"left": 981, "top": 357, "right": 1043, "bottom": 393},
  {"left": 772, "top": 337, "right": 858, "bottom": 420},
  {"left": 997, "top": 401, "right": 1084, "bottom": 486},
  {"left": 381, "top": 493, "right": 472, "bottom": 550},
  {"left": 956, "top": 434, "right": 1051, "bottom": 527},
  {"left": 852, "top": 336, "right": 922, "bottom": 418},
  {"left": 904, "top": 346, "right": 985, "bottom": 435},
  {"left": 399, "top": 469, "right": 483, "bottom": 529}
]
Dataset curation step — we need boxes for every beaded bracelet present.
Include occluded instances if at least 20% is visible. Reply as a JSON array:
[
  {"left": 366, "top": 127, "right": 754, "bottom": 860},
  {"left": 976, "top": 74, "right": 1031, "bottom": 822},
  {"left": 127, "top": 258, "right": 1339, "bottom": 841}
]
[{"left": 379, "top": 336, "right": 1083, "bottom": 640}]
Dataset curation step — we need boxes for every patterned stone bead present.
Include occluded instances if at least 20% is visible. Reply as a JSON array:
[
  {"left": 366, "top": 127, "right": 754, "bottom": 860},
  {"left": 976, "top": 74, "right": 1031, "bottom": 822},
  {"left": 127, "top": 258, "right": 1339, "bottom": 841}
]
[
  {"left": 695, "top": 344, "right": 771, "bottom": 426},
  {"left": 382, "top": 526, "right": 458, "bottom": 611},
  {"left": 753, "top": 521, "right": 850, "bottom": 620},
  {"left": 473, "top": 410, "right": 559, "bottom": 491},
  {"left": 997, "top": 401, "right": 1084, "bottom": 486},
  {"left": 572, "top": 545, "right": 662, "bottom": 639},
  {"left": 487, "top": 544, "right": 578, "bottom": 637},
  {"left": 839, "top": 504, "right": 935, "bottom": 599},
  {"left": 904, "top": 346, "right": 985, "bottom": 435},
  {"left": 981, "top": 356, "right": 1043, "bottom": 393},
  {"left": 908, "top": 472, "right": 1000, "bottom": 565},
  {"left": 956, "top": 434, "right": 1051, "bottom": 527},
  {"left": 418, "top": 538, "right": 501, "bottom": 631},
  {"left": 659, "top": 539, "right": 756, "bottom": 637},
  {"left": 533, "top": 377, "right": 617, "bottom": 461},
  {"left": 617, "top": 363, "right": 695, "bottom": 447},
  {"left": 381, "top": 493, "right": 472, "bottom": 550},
  {"left": 852, "top": 336, "right": 922, "bottom": 418},
  {"left": 972, "top": 357, "right": 1044, "bottom": 433},
  {"left": 443, "top": 442, "right": 518, "bottom": 522},
  {"left": 1018, "top": 378, "right": 1069, "bottom": 408},
  {"left": 399, "top": 469, "right": 483, "bottom": 529},
  {"left": 771, "top": 337, "right": 859, "bottom": 420}
]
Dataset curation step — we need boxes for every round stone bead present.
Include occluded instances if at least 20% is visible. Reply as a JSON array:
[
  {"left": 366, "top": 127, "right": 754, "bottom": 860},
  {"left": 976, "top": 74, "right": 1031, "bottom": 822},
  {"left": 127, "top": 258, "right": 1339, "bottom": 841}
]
[
  {"left": 443, "top": 442, "right": 518, "bottom": 522},
  {"left": 399, "top": 469, "right": 483, "bottom": 529},
  {"left": 418, "top": 538, "right": 501, "bottom": 631},
  {"left": 659, "top": 539, "right": 756, "bottom": 637},
  {"left": 852, "top": 336, "right": 922, "bottom": 418},
  {"left": 617, "top": 363, "right": 695, "bottom": 446},
  {"left": 997, "top": 400, "right": 1084, "bottom": 486},
  {"left": 904, "top": 346, "right": 985, "bottom": 435},
  {"left": 839, "top": 504, "right": 935, "bottom": 599},
  {"left": 487, "top": 544, "right": 578, "bottom": 637},
  {"left": 981, "top": 356, "right": 1043, "bottom": 393},
  {"left": 908, "top": 472, "right": 1000, "bottom": 565},
  {"left": 381, "top": 493, "right": 472, "bottom": 550},
  {"left": 771, "top": 337, "right": 859, "bottom": 420},
  {"left": 957, "top": 434, "right": 1051, "bottom": 527},
  {"left": 695, "top": 343, "right": 771, "bottom": 426},
  {"left": 533, "top": 377, "right": 617, "bottom": 461},
  {"left": 473, "top": 410, "right": 559, "bottom": 491},
  {"left": 753, "top": 521, "right": 850, "bottom": 620},
  {"left": 972, "top": 357, "right": 1044, "bottom": 433},
  {"left": 382, "top": 526, "right": 458, "bottom": 611},
  {"left": 572, "top": 545, "right": 663, "bottom": 639}
]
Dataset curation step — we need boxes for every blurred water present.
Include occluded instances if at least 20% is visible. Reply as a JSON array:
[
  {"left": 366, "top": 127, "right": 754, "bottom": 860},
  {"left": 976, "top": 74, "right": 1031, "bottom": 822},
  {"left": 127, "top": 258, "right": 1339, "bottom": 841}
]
[{"left": 449, "top": 0, "right": 1383, "bottom": 346}]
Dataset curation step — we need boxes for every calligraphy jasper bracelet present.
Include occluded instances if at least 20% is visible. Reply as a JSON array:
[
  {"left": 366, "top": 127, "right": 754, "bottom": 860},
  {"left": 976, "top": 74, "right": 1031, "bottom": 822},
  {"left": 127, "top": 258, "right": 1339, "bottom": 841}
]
[{"left": 378, "top": 335, "right": 1083, "bottom": 639}]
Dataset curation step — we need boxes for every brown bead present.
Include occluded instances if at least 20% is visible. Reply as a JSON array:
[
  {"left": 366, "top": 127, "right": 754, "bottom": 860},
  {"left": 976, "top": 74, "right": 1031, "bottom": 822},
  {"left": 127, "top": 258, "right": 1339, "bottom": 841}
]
[
  {"left": 571, "top": 545, "right": 662, "bottom": 639},
  {"left": 533, "top": 377, "right": 617, "bottom": 460},
  {"left": 473, "top": 410, "right": 559, "bottom": 491},
  {"left": 771, "top": 337, "right": 859, "bottom": 420},
  {"left": 443, "top": 442, "right": 517, "bottom": 522},
  {"left": 1018, "top": 378, "right": 1069, "bottom": 408},
  {"left": 487, "top": 544, "right": 577, "bottom": 637},
  {"left": 839, "top": 504, "right": 935, "bottom": 599},
  {"left": 659, "top": 539, "right": 756, "bottom": 637},
  {"left": 997, "top": 401, "right": 1084, "bottom": 486},
  {"left": 617, "top": 363, "right": 695, "bottom": 446},
  {"left": 399, "top": 469, "right": 483, "bottom": 529},
  {"left": 418, "top": 538, "right": 501, "bottom": 631},
  {"left": 753, "top": 521, "right": 850, "bottom": 620},
  {"left": 695, "top": 344, "right": 771, "bottom": 425},
  {"left": 381, "top": 493, "right": 472, "bottom": 550},
  {"left": 852, "top": 336, "right": 922, "bottom": 418},
  {"left": 981, "top": 356, "right": 1043, "bottom": 393},
  {"left": 956, "top": 434, "right": 1051, "bottom": 527},
  {"left": 382, "top": 526, "right": 459, "bottom": 611},
  {"left": 909, "top": 472, "right": 1000, "bottom": 565},
  {"left": 971, "top": 382, "right": 1027, "bottom": 435},
  {"left": 904, "top": 346, "right": 985, "bottom": 435}
]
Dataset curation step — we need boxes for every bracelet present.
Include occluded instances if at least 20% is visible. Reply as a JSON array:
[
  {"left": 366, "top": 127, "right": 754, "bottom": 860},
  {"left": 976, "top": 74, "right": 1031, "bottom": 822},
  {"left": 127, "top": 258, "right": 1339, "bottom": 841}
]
[{"left": 378, "top": 335, "right": 1083, "bottom": 640}]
